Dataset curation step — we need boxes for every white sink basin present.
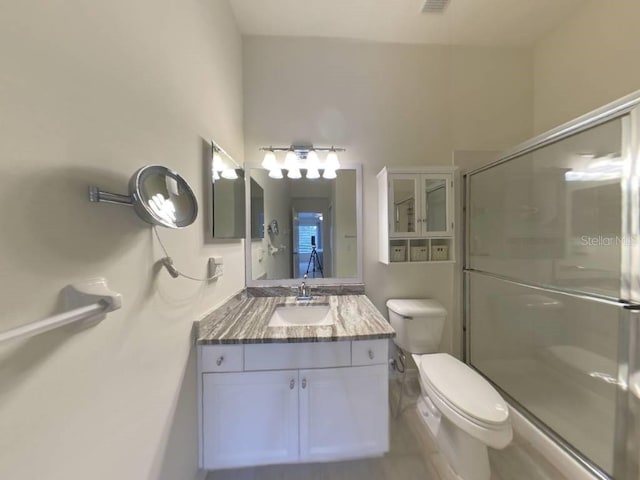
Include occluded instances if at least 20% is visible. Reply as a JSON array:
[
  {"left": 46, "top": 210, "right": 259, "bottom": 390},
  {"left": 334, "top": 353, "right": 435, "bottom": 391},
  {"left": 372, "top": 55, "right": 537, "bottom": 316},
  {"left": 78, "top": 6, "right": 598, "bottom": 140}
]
[{"left": 268, "top": 303, "right": 334, "bottom": 327}]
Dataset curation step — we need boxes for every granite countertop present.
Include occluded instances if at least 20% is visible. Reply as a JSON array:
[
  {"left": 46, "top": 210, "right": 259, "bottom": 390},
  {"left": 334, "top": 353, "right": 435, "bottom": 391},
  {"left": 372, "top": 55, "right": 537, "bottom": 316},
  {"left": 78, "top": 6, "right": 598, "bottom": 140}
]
[{"left": 195, "top": 293, "right": 395, "bottom": 345}]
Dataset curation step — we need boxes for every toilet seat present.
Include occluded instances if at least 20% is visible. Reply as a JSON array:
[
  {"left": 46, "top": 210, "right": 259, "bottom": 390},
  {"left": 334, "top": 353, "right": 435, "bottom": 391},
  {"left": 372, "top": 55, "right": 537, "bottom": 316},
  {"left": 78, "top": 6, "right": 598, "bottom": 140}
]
[
  {"left": 418, "top": 353, "right": 509, "bottom": 426},
  {"left": 413, "top": 353, "right": 513, "bottom": 449}
]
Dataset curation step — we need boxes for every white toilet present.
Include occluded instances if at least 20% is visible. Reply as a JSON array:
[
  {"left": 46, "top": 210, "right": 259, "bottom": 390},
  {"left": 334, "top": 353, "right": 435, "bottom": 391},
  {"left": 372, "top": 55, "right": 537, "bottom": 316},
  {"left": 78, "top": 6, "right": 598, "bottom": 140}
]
[{"left": 387, "top": 299, "right": 512, "bottom": 480}]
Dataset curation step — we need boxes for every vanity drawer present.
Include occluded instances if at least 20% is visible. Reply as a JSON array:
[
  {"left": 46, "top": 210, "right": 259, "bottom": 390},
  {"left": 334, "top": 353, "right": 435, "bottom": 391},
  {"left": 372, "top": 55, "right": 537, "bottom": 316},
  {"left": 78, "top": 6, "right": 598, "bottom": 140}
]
[
  {"left": 244, "top": 342, "right": 351, "bottom": 371},
  {"left": 351, "top": 339, "right": 388, "bottom": 366},
  {"left": 201, "top": 345, "right": 244, "bottom": 372}
]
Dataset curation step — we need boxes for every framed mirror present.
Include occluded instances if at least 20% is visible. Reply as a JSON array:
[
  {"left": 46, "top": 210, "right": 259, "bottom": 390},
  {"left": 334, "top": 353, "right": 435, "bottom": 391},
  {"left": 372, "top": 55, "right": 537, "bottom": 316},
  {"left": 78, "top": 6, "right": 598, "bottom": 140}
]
[
  {"left": 209, "top": 140, "right": 245, "bottom": 239},
  {"left": 245, "top": 164, "right": 363, "bottom": 285}
]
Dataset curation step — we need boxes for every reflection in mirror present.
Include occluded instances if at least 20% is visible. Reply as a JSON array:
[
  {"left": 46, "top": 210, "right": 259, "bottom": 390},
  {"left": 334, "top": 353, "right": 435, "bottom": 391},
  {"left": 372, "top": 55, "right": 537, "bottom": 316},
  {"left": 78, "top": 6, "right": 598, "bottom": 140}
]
[
  {"left": 212, "top": 170, "right": 245, "bottom": 238},
  {"left": 210, "top": 140, "right": 244, "bottom": 239},
  {"left": 248, "top": 167, "right": 360, "bottom": 282},
  {"left": 424, "top": 178, "right": 446, "bottom": 232},
  {"left": 392, "top": 179, "right": 416, "bottom": 234},
  {"left": 250, "top": 179, "right": 264, "bottom": 239}
]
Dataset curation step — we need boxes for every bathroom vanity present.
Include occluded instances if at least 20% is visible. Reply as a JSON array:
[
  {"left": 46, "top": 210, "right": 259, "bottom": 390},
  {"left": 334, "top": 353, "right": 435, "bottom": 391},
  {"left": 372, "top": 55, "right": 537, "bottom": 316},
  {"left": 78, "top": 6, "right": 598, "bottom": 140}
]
[{"left": 195, "top": 293, "right": 395, "bottom": 470}]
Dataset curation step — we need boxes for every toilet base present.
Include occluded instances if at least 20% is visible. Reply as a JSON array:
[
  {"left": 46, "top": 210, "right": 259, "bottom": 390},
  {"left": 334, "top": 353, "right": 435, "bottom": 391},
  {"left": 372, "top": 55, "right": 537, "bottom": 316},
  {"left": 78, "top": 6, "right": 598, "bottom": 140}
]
[{"left": 417, "top": 396, "right": 491, "bottom": 480}]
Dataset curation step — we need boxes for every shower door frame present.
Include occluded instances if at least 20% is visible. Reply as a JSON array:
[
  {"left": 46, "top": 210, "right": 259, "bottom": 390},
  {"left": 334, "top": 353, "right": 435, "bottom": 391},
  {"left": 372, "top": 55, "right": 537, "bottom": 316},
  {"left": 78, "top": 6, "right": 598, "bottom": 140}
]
[{"left": 463, "top": 90, "right": 640, "bottom": 480}]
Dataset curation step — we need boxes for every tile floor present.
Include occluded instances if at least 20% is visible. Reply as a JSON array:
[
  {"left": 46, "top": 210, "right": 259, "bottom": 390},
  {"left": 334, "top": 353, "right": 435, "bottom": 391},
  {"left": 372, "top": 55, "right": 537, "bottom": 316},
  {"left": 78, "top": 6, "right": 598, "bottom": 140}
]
[{"left": 206, "top": 379, "right": 569, "bottom": 480}]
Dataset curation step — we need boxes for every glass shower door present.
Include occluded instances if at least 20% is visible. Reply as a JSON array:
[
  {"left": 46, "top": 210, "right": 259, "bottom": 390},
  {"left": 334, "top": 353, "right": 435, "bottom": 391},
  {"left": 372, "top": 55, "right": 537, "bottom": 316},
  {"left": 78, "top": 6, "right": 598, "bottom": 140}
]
[{"left": 465, "top": 112, "right": 635, "bottom": 478}]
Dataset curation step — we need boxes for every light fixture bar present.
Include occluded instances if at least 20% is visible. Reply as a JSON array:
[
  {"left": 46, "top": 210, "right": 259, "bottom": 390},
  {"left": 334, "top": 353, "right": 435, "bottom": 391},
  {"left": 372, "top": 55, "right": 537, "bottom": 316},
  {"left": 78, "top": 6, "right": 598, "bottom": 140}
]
[{"left": 259, "top": 145, "right": 346, "bottom": 154}]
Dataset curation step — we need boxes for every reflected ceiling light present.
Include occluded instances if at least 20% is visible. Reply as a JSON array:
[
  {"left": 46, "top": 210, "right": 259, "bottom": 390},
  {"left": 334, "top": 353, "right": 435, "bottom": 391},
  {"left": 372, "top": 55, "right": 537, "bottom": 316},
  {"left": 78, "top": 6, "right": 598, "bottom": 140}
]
[
  {"left": 268, "top": 168, "right": 283, "bottom": 179},
  {"left": 565, "top": 154, "right": 623, "bottom": 182},
  {"left": 258, "top": 145, "right": 346, "bottom": 179},
  {"left": 211, "top": 140, "right": 241, "bottom": 182},
  {"left": 212, "top": 150, "right": 224, "bottom": 171},
  {"left": 221, "top": 169, "right": 238, "bottom": 180},
  {"left": 287, "top": 168, "right": 302, "bottom": 179}
]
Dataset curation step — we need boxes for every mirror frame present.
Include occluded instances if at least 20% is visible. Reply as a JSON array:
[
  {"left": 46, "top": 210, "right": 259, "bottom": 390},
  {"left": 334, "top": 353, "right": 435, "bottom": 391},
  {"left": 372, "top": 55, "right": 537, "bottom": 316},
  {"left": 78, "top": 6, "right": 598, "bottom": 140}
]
[{"left": 244, "top": 163, "right": 363, "bottom": 286}]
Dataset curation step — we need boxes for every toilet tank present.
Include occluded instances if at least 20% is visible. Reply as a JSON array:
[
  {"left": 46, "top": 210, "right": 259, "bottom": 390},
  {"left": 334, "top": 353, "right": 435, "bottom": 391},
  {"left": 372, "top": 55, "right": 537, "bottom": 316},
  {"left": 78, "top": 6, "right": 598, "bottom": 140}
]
[{"left": 386, "top": 299, "right": 447, "bottom": 354}]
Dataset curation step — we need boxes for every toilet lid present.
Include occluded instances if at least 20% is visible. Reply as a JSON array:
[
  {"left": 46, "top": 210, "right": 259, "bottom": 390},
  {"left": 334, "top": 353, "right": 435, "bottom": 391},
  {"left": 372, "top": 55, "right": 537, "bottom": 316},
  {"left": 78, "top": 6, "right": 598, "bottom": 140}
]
[
  {"left": 418, "top": 353, "right": 509, "bottom": 425},
  {"left": 386, "top": 299, "right": 446, "bottom": 317}
]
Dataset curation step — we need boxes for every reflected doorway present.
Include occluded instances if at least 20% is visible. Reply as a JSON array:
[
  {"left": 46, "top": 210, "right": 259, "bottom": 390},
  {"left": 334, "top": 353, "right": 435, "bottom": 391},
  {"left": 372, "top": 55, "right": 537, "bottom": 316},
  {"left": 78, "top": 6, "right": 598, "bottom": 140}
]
[{"left": 292, "top": 211, "right": 325, "bottom": 279}]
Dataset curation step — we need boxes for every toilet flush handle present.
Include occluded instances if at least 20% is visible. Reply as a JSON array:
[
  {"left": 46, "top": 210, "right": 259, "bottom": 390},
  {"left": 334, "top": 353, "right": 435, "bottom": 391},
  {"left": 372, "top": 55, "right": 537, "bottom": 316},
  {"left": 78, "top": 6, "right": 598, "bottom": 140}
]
[{"left": 400, "top": 315, "right": 413, "bottom": 320}]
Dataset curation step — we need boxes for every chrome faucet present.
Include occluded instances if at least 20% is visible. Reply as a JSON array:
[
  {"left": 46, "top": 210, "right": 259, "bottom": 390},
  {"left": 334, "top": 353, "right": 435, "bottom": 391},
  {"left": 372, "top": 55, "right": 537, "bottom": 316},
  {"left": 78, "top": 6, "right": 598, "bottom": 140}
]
[{"left": 296, "top": 274, "right": 312, "bottom": 301}]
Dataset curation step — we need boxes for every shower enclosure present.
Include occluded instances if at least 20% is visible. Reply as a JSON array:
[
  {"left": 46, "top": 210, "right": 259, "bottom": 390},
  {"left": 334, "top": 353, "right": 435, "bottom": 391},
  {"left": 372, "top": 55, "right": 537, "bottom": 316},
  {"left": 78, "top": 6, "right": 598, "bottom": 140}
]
[{"left": 464, "top": 92, "right": 640, "bottom": 480}]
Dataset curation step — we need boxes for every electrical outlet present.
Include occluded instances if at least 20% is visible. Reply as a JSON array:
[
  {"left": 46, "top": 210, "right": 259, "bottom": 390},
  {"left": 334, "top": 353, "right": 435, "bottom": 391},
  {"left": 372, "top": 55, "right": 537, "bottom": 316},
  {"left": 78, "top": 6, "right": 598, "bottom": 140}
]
[{"left": 208, "top": 257, "right": 223, "bottom": 279}]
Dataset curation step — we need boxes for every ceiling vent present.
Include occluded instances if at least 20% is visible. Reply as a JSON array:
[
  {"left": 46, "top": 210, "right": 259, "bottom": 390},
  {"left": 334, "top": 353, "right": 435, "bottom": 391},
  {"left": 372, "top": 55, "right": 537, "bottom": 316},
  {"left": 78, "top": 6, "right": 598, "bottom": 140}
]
[{"left": 421, "top": 0, "right": 451, "bottom": 14}]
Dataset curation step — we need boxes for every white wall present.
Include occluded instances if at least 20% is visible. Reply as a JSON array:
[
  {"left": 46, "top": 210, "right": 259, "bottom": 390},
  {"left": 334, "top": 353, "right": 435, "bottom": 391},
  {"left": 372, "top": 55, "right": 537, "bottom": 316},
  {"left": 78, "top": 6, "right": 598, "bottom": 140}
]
[
  {"left": 243, "top": 36, "right": 533, "bottom": 354},
  {"left": 0, "top": 1, "right": 243, "bottom": 479},
  {"left": 533, "top": 0, "right": 640, "bottom": 133}
]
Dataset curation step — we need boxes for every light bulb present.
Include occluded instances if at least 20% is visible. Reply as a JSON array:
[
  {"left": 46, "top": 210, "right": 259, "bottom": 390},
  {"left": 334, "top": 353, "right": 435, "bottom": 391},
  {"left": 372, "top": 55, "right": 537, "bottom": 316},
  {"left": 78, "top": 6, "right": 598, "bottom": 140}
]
[
  {"left": 212, "top": 169, "right": 220, "bottom": 181},
  {"left": 322, "top": 169, "right": 337, "bottom": 179},
  {"left": 221, "top": 169, "right": 238, "bottom": 180},
  {"left": 325, "top": 149, "right": 340, "bottom": 170},
  {"left": 306, "top": 168, "right": 320, "bottom": 179},
  {"left": 287, "top": 168, "right": 302, "bottom": 179},
  {"left": 306, "top": 149, "right": 319, "bottom": 169},
  {"left": 262, "top": 150, "right": 277, "bottom": 170},
  {"left": 284, "top": 149, "right": 298, "bottom": 170},
  {"left": 268, "top": 168, "right": 283, "bottom": 179}
]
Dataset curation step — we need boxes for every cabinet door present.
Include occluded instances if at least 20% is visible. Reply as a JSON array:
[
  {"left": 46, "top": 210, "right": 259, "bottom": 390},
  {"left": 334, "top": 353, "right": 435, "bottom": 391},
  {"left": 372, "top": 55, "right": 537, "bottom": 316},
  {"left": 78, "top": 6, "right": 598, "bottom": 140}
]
[
  {"left": 389, "top": 174, "right": 420, "bottom": 237},
  {"left": 299, "top": 365, "right": 389, "bottom": 462},
  {"left": 202, "top": 370, "right": 299, "bottom": 469},
  {"left": 421, "top": 173, "right": 453, "bottom": 236}
]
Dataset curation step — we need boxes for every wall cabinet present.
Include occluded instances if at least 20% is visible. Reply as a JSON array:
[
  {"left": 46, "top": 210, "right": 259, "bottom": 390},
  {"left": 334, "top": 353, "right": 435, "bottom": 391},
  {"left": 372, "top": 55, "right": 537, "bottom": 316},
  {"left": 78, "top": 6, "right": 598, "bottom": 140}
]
[
  {"left": 377, "top": 167, "right": 457, "bottom": 264},
  {"left": 197, "top": 340, "right": 389, "bottom": 470}
]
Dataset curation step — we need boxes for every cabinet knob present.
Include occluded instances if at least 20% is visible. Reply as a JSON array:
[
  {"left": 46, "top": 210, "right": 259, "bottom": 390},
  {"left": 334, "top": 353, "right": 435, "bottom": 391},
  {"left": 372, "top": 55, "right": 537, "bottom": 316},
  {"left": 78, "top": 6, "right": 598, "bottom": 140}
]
[
  {"left": 302, "top": 378, "right": 307, "bottom": 389},
  {"left": 290, "top": 379, "right": 295, "bottom": 390},
  {"left": 368, "top": 349, "right": 375, "bottom": 360},
  {"left": 216, "top": 356, "right": 224, "bottom": 366}
]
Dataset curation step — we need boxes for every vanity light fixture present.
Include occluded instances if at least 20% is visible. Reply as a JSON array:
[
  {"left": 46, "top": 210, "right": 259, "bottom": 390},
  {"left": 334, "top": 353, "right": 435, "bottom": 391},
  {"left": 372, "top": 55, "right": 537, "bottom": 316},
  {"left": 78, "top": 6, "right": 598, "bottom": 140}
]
[
  {"left": 211, "top": 141, "right": 241, "bottom": 181},
  {"left": 258, "top": 145, "right": 345, "bottom": 179}
]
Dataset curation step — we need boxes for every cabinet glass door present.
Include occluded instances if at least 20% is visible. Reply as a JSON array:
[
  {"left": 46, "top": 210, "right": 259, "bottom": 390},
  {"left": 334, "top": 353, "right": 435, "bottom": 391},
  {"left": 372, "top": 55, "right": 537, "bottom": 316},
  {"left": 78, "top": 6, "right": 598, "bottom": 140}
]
[
  {"left": 422, "top": 175, "right": 451, "bottom": 235},
  {"left": 389, "top": 175, "right": 419, "bottom": 236}
]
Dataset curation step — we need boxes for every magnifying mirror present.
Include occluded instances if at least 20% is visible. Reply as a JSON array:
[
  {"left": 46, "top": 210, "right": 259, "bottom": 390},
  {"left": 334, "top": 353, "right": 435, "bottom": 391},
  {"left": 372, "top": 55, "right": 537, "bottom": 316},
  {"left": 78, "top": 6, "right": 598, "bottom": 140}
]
[{"left": 89, "top": 165, "right": 198, "bottom": 228}]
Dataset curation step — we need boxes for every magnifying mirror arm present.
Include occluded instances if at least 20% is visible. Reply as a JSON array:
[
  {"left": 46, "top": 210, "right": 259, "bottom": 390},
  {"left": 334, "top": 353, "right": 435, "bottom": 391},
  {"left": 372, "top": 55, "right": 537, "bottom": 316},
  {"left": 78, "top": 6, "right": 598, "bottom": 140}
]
[{"left": 88, "top": 186, "right": 133, "bottom": 206}]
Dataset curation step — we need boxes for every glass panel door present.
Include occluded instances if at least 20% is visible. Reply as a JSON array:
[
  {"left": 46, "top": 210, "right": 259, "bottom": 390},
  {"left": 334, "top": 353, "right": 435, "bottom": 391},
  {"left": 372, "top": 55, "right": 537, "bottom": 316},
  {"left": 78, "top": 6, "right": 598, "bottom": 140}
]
[
  {"left": 389, "top": 175, "right": 419, "bottom": 237},
  {"left": 468, "top": 271, "right": 620, "bottom": 475},
  {"left": 468, "top": 117, "right": 625, "bottom": 298},
  {"left": 422, "top": 174, "right": 451, "bottom": 236}
]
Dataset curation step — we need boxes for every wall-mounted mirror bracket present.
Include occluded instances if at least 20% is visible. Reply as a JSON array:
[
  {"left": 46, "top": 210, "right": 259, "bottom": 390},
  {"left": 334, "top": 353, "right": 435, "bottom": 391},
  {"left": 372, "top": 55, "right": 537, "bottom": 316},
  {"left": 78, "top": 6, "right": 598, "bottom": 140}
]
[{"left": 88, "top": 186, "right": 133, "bottom": 206}]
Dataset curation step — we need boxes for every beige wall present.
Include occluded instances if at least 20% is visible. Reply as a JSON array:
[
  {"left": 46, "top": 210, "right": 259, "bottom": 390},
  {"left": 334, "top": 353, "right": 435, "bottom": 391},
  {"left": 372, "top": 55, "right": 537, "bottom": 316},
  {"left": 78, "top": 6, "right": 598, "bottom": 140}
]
[
  {"left": 243, "top": 36, "right": 533, "bottom": 354},
  {"left": 0, "top": 1, "right": 243, "bottom": 479},
  {"left": 534, "top": 0, "right": 640, "bottom": 133}
]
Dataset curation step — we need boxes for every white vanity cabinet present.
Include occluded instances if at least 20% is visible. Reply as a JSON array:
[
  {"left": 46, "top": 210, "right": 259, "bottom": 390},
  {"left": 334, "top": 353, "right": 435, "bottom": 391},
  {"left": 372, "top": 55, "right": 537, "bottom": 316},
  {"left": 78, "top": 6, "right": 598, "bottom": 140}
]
[
  {"left": 198, "top": 340, "right": 389, "bottom": 470},
  {"left": 377, "top": 166, "right": 457, "bottom": 264},
  {"left": 299, "top": 364, "right": 388, "bottom": 462},
  {"left": 202, "top": 370, "right": 300, "bottom": 469}
]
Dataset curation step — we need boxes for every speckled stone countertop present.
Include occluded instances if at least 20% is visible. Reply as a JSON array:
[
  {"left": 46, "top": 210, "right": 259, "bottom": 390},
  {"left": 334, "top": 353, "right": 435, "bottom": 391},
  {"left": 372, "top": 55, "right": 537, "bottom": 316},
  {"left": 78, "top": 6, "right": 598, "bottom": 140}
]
[{"left": 196, "top": 292, "right": 395, "bottom": 345}]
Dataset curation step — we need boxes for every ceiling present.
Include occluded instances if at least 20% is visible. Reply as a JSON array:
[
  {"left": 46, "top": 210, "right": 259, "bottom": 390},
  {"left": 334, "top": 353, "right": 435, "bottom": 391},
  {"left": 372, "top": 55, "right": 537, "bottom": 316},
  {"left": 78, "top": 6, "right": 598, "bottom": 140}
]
[{"left": 229, "top": 0, "right": 586, "bottom": 47}]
